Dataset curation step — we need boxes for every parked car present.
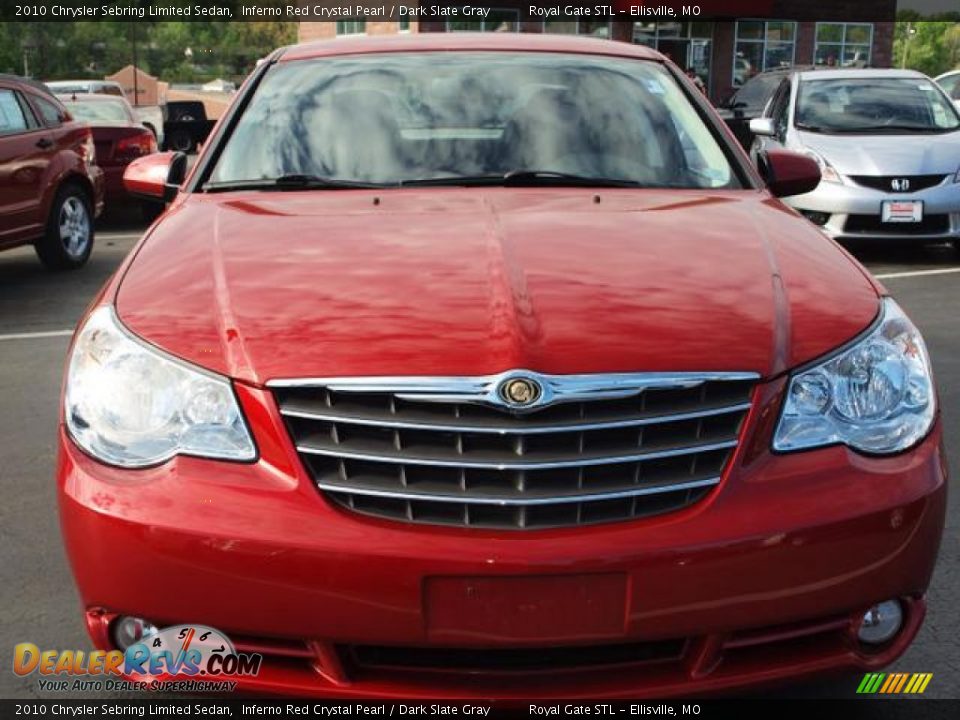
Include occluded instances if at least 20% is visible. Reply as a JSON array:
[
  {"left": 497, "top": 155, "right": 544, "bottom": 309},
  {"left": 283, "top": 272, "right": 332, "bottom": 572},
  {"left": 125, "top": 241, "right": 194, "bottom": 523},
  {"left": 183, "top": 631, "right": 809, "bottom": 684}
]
[
  {"left": 46, "top": 79, "right": 125, "bottom": 98},
  {"left": 750, "top": 68, "right": 960, "bottom": 244},
  {"left": 934, "top": 69, "right": 960, "bottom": 109},
  {"left": 57, "top": 93, "right": 162, "bottom": 220},
  {"left": 0, "top": 74, "right": 103, "bottom": 269},
  {"left": 162, "top": 100, "right": 216, "bottom": 153},
  {"left": 59, "top": 35, "right": 944, "bottom": 697},
  {"left": 46, "top": 79, "right": 165, "bottom": 147},
  {"left": 717, "top": 66, "right": 811, "bottom": 149}
]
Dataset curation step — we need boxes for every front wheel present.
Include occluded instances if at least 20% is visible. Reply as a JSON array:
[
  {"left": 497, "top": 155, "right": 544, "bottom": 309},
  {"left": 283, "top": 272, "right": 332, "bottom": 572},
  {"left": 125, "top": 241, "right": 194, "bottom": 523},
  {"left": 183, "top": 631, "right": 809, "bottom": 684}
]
[{"left": 35, "top": 184, "right": 93, "bottom": 270}]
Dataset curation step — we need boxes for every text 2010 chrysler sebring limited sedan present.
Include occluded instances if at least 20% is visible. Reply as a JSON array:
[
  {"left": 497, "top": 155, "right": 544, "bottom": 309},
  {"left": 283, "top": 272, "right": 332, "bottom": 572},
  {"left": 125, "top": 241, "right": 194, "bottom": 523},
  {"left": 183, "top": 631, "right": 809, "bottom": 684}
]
[{"left": 58, "top": 35, "right": 946, "bottom": 697}]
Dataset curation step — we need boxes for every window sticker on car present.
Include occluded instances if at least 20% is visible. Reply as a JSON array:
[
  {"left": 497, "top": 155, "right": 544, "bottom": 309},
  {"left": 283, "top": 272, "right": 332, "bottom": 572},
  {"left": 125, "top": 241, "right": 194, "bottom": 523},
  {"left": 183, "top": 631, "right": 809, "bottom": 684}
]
[{"left": 644, "top": 78, "right": 665, "bottom": 95}]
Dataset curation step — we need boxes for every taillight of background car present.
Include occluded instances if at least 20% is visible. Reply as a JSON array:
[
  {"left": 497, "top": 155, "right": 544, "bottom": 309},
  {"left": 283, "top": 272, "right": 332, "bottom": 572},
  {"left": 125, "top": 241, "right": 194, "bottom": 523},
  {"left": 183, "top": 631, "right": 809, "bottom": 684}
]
[{"left": 114, "top": 131, "right": 158, "bottom": 160}]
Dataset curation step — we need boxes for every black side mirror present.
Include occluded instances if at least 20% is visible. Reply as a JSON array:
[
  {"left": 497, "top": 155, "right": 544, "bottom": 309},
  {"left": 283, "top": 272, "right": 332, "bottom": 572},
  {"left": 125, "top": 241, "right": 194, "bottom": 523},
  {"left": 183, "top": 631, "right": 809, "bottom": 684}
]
[{"left": 163, "top": 152, "right": 188, "bottom": 203}]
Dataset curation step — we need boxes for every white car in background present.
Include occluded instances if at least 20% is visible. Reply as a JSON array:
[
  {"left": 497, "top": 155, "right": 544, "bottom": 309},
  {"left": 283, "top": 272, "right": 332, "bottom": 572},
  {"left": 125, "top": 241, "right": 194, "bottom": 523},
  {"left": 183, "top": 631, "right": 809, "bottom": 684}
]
[
  {"left": 750, "top": 69, "right": 960, "bottom": 246},
  {"left": 935, "top": 69, "right": 960, "bottom": 110}
]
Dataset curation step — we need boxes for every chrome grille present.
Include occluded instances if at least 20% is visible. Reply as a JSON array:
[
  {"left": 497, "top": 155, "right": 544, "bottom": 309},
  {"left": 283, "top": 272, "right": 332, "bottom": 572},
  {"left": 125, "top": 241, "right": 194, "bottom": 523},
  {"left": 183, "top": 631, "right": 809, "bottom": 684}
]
[{"left": 271, "top": 372, "right": 757, "bottom": 530}]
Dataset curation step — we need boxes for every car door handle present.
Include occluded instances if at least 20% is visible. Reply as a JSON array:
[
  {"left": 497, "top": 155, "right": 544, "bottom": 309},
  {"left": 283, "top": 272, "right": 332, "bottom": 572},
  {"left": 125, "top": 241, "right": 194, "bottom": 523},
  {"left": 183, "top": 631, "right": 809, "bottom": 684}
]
[{"left": 35, "top": 138, "right": 53, "bottom": 149}]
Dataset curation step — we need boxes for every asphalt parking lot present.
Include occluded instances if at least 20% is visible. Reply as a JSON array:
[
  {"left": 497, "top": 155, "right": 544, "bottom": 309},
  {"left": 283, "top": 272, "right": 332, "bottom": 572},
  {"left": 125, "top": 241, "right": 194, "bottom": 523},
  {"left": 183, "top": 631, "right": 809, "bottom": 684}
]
[{"left": 1, "top": 213, "right": 958, "bottom": 700}]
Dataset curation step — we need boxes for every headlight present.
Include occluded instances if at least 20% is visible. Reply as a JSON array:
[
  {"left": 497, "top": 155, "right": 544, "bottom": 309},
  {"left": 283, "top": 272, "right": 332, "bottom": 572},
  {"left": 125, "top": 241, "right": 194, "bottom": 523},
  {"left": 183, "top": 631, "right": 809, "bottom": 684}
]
[
  {"left": 774, "top": 298, "right": 935, "bottom": 455},
  {"left": 802, "top": 150, "right": 842, "bottom": 184},
  {"left": 65, "top": 306, "right": 256, "bottom": 468}
]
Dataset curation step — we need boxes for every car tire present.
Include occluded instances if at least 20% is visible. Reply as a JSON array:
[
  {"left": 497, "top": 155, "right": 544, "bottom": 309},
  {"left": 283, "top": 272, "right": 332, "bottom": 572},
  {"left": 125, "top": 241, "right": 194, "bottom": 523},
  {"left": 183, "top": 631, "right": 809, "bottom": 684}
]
[
  {"left": 168, "top": 130, "right": 194, "bottom": 154},
  {"left": 35, "top": 183, "right": 94, "bottom": 271}
]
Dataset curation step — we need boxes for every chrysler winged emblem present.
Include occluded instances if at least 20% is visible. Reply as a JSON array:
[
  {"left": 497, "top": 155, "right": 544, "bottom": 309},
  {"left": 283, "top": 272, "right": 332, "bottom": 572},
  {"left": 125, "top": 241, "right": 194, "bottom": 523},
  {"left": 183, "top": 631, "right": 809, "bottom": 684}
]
[{"left": 498, "top": 376, "right": 542, "bottom": 408}]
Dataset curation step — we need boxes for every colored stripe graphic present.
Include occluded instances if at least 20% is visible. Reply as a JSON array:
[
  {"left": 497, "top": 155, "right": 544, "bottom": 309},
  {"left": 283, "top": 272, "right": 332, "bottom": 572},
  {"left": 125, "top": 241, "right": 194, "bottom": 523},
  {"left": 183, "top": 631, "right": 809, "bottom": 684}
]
[
  {"left": 879, "top": 674, "right": 897, "bottom": 693},
  {"left": 904, "top": 674, "right": 921, "bottom": 693},
  {"left": 857, "top": 672, "right": 932, "bottom": 694}
]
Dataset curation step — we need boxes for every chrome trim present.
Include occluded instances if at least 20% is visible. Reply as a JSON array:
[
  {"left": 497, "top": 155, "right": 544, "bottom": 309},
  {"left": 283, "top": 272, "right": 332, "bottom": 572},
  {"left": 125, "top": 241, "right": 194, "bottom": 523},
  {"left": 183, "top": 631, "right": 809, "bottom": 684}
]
[
  {"left": 280, "top": 401, "right": 754, "bottom": 435},
  {"left": 297, "top": 439, "right": 737, "bottom": 470},
  {"left": 268, "top": 369, "right": 760, "bottom": 412},
  {"left": 320, "top": 477, "right": 720, "bottom": 507}
]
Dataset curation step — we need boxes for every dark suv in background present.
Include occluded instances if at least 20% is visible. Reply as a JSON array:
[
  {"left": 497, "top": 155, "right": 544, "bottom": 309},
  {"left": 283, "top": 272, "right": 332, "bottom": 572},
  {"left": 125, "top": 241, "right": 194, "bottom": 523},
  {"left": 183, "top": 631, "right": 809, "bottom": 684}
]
[
  {"left": 0, "top": 74, "right": 103, "bottom": 269},
  {"left": 719, "top": 67, "right": 813, "bottom": 149}
]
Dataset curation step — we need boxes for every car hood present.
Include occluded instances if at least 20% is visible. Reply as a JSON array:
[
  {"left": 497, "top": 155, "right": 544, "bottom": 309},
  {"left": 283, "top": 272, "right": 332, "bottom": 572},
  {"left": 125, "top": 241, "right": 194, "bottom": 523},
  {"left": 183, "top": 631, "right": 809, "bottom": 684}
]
[
  {"left": 798, "top": 130, "right": 960, "bottom": 176},
  {"left": 116, "top": 189, "right": 880, "bottom": 385}
]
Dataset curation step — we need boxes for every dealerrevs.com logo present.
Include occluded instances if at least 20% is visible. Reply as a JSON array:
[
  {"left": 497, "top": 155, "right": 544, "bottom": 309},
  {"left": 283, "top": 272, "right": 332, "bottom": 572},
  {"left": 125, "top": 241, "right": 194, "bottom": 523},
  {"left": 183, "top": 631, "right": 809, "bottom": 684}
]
[{"left": 13, "top": 625, "right": 262, "bottom": 693}]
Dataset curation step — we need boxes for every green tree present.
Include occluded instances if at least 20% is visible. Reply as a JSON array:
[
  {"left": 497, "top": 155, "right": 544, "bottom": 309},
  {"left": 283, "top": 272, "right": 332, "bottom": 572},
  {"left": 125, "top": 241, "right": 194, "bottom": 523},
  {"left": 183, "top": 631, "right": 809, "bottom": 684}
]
[
  {"left": 894, "top": 18, "right": 960, "bottom": 76},
  {"left": 1, "top": 19, "right": 295, "bottom": 83}
]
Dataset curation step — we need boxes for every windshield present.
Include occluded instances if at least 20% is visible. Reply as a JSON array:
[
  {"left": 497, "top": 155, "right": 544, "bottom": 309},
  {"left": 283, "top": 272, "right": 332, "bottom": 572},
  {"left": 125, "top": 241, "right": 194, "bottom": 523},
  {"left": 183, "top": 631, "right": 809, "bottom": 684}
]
[
  {"left": 796, "top": 77, "right": 960, "bottom": 133},
  {"left": 209, "top": 52, "right": 738, "bottom": 189},
  {"left": 63, "top": 98, "right": 133, "bottom": 124}
]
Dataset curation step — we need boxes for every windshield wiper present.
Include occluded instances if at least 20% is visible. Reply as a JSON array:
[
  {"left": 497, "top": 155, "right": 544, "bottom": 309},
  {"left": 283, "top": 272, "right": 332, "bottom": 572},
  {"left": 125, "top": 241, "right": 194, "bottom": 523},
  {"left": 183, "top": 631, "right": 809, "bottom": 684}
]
[
  {"left": 830, "top": 125, "right": 951, "bottom": 134},
  {"left": 399, "top": 171, "right": 648, "bottom": 188},
  {"left": 794, "top": 122, "right": 824, "bottom": 132},
  {"left": 203, "top": 174, "right": 388, "bottom": 192}
]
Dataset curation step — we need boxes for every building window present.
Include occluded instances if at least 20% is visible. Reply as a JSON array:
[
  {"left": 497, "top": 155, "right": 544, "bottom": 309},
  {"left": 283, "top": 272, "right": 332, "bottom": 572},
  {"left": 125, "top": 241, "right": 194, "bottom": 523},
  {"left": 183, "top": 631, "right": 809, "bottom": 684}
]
[
  {"left": 336, "top": 20, "right": 366, "bottom": 36},
  {"left": 815, "top": 23, "right": 873, "bottom": 67},
  {"left": 633, "top": 22, "right": 714, "bottom": 89},
  {"left": 447, "top": 9, "right": 519, "bottom": 32},
  {"left": 543, "top": 21, "right": 611, "bottom": 38},
  {"left": 733, "top": 21, "right": 796, "bottom": 86}
]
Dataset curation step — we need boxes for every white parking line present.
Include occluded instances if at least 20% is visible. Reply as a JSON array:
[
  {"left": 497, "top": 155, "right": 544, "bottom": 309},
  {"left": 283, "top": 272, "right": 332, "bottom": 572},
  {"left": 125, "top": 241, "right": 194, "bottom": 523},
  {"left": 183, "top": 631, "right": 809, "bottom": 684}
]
[
  {"left": 0, "top": 329, "right": 74, "bottom": 342},
  {"left": 873, "top": 267, "right": 960, "bottom": 280},
  {"left": 98, "top": 233, "right": 143, "bottom": 240}
]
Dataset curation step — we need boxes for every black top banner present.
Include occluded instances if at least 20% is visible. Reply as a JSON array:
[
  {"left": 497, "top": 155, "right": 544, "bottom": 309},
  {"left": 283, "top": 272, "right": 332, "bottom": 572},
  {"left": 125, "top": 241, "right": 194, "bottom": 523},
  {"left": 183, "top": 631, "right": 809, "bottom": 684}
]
[{"left": 0, "top": 0, "right": 916, "bottom": 24}]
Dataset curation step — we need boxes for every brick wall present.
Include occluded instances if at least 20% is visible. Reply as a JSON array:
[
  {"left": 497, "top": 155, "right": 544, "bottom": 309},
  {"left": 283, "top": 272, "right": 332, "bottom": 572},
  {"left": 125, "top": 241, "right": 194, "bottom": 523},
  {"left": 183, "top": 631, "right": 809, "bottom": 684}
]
[
  {"left": 872, "top": 22, "right": 895, "bottom": 69},
  {"left": 298, "top": 22, "right": 417, "bottom": 43}
]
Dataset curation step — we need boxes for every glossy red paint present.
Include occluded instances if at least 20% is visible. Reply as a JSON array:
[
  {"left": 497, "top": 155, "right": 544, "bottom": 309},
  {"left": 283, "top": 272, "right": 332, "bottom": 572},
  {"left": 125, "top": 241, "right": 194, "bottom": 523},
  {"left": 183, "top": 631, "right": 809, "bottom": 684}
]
[
  {"left": 115, "top": 188, "right": 881, "bottom": 384},
  {"left": 761, "top": 150, "right": 823, "bottom": 198},
  {"left": 57, "top": 35, "right": 945, "bottom": 697},
  {"left": 122, "top": 151, "right": 177, "bottom": 200}
]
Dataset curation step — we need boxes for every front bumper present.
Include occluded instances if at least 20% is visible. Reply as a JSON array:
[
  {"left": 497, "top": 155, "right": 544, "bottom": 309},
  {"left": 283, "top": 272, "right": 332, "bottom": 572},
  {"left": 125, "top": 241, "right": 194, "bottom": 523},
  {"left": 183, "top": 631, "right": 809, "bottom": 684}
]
[
  {"left": 787, "top": 177, "right": 960, "bottom": 242},
  {"left": 57, "top": 382, "right": 948, "bottom": 697}
]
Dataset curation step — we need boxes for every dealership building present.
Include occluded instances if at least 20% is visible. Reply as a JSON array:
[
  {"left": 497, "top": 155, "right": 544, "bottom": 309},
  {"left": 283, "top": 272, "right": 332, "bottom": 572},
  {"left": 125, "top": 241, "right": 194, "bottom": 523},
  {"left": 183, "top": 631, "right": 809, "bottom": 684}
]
[{"left": 297, "top": 1, "right": 896, "bottom": 103}]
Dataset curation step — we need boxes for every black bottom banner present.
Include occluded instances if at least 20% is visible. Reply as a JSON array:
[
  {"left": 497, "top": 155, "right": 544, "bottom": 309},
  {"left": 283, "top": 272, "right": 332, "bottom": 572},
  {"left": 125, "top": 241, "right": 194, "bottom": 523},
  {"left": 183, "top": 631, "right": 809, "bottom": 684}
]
[{"left": 3, "top": 699, "right": 959, "bottom": 720}]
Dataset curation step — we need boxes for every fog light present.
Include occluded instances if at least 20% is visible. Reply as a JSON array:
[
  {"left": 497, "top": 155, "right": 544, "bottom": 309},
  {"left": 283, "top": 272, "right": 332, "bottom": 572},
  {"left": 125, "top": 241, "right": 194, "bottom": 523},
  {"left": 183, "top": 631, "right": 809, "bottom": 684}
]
[
  {"left": 858, "top": 601, "right": 903, "bottom": 645},
  {"left": 112, "top": 616, "right": 159, "bottom": 650},
  {"left": 800, "top": 210, "right": 831, "bottom": 227}
]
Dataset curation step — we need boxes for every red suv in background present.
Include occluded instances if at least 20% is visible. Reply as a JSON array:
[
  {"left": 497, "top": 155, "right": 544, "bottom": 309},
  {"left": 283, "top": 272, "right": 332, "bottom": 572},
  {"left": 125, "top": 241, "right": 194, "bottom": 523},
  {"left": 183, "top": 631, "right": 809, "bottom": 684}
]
[
  {"left": 0, "top": 74, "right": 103, "bottom": 269},
  {"left": 57, "top": 35, "right": 946, "bottom": 697}
]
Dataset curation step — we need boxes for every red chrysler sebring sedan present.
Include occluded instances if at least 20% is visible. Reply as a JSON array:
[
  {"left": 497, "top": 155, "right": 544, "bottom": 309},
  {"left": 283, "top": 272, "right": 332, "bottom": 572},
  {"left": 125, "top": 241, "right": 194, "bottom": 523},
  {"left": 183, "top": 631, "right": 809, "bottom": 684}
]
[{"left": 57, "top": 35, "right": 946, "bottom": 697}]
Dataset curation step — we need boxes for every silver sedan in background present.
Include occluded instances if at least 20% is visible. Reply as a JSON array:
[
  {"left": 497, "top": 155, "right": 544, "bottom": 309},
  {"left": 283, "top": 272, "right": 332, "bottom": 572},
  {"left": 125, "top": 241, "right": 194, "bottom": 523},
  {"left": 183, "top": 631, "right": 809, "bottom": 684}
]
[{"left": 750, "top": 69, "right": 960, "bottom": 246}]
